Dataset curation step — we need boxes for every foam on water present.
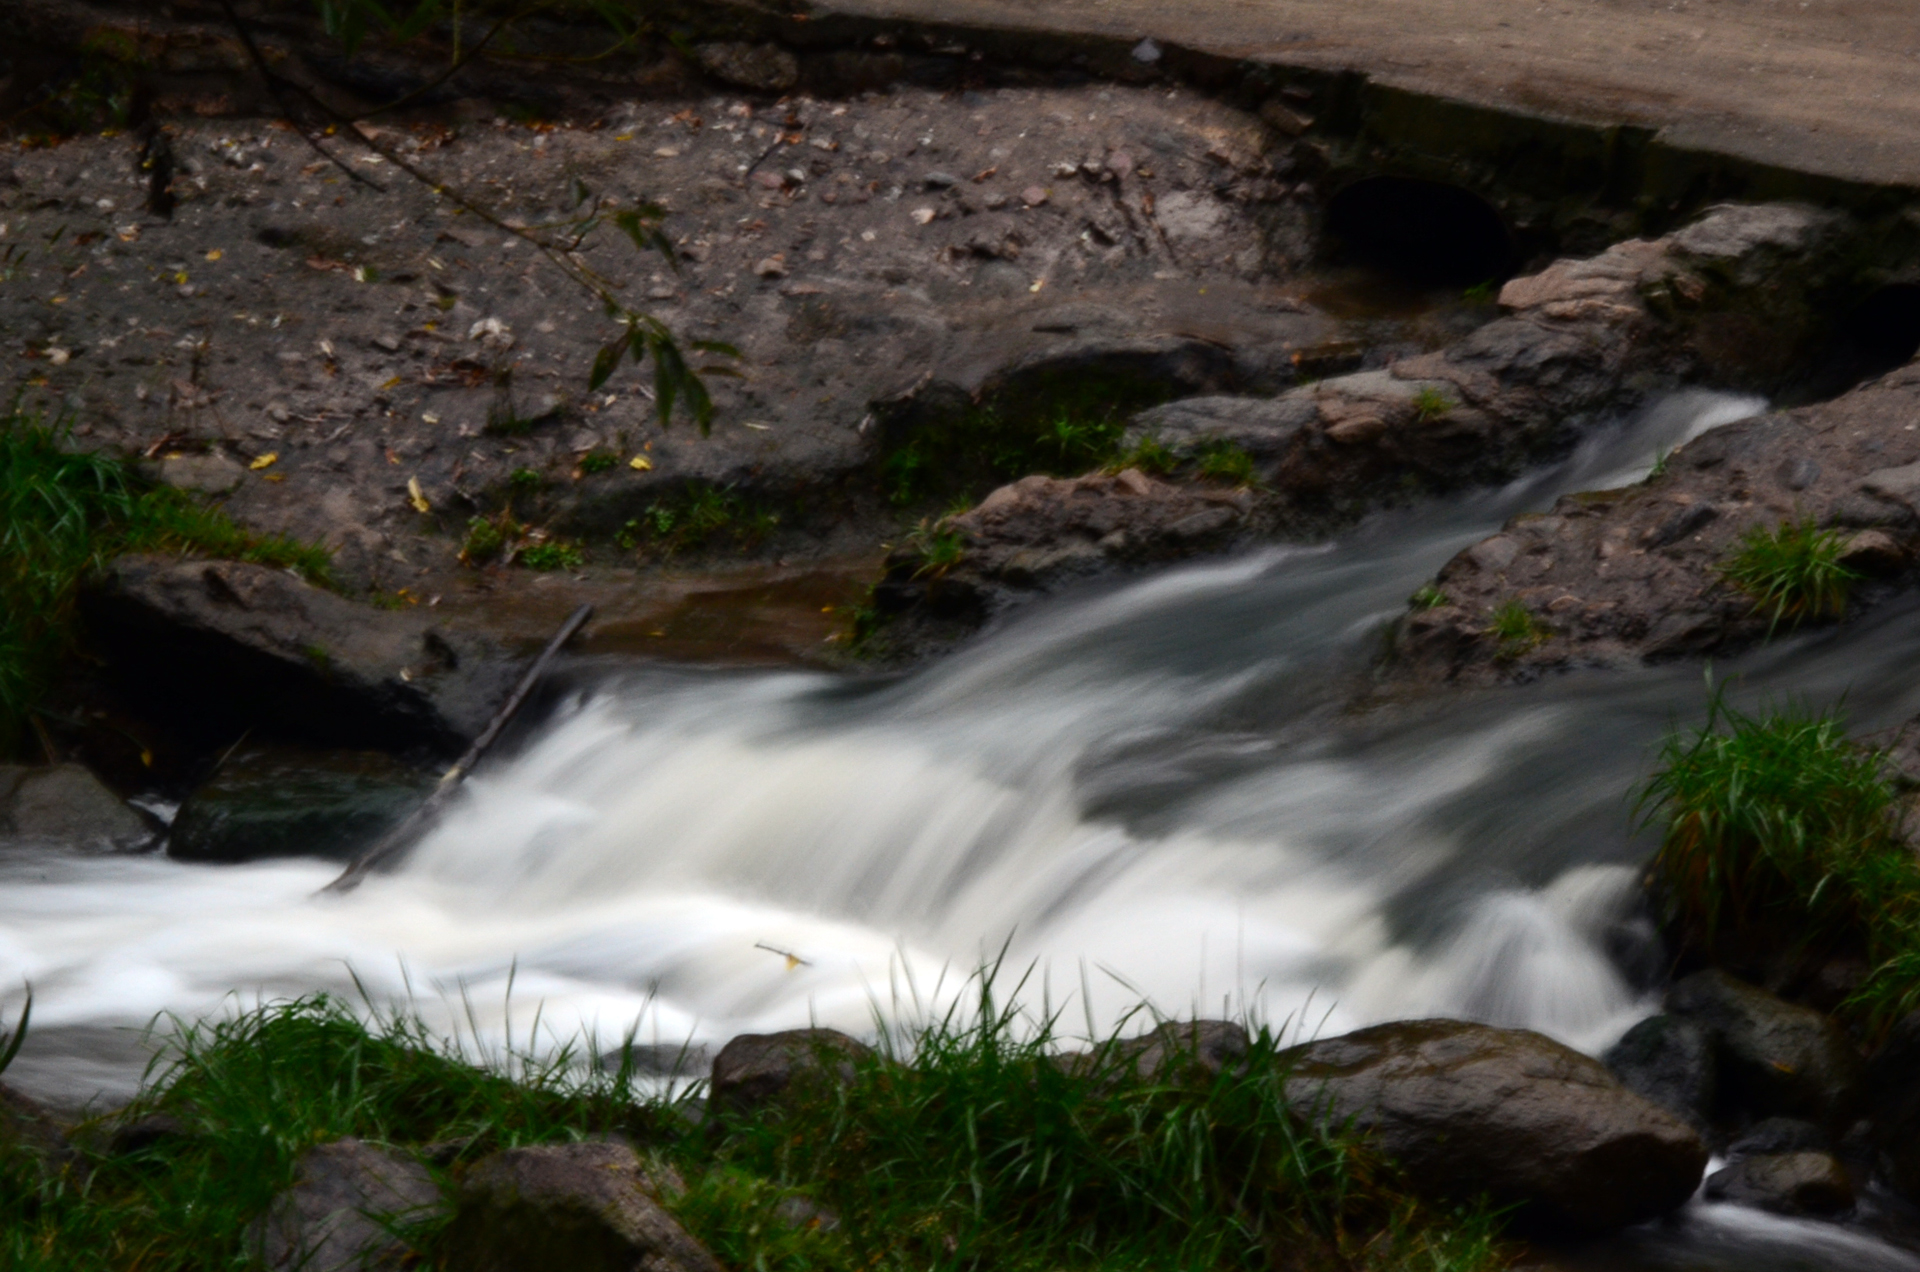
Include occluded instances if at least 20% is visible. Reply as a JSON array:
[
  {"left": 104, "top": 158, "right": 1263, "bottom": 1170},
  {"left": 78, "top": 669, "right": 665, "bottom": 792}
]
[{"left": 0, "top": 389, "right": 1807, "bottom": 1099}]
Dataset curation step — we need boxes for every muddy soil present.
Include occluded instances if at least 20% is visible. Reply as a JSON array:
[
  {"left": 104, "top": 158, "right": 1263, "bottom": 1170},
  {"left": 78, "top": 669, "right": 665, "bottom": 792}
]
[{"left": 0, "top": 77, "right": 1417, "bottom": 597}]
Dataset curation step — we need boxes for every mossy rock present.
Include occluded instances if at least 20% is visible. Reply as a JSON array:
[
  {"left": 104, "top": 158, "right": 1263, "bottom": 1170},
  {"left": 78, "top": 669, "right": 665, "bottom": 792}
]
[{"left": 169, "top": 746, "right": 435, "bottom": 864}]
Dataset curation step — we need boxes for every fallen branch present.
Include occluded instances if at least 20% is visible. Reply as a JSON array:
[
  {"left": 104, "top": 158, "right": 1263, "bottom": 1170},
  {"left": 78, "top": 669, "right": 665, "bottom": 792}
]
[{"left": 325, "top": 602, "right": 593, "bottom": 892}]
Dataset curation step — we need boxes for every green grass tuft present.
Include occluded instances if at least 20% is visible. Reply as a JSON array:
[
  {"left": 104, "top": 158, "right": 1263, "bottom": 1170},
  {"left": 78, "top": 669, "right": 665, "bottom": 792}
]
[
  {"left": 0, "top": 410, "right": 331, "bottom": 754},
  {"left": 1410, "top": 585, "right": 1449, "bottom": 611},
  {"left": 905, "top": 520, "right": 967, "bottom": 580},
  {"left": 1107, "top": 434, "right": 1179, "bottom": 477},
  {"left": 1717, "top": 518, "right": 1859, "bottom": 633},
  {"left": 1196, "top": 440, "right": 1260, "bottom": 488},
  {"left": 1410, "top": 387, "right": 1455, "bottom": 422},
  {"left": 1, "top": 986, "right": 1513, "bottom": 1272},
  {"left": 618, "top": 484, "right": 780, "bottom": 556},
  {"left": 518, "top": 539, "right": 585, "bottom": 572},
  {"left": 1638, "top": 690, "right": 1920, "bottom": 1034},
  {"left": 1484, "top": 599, "right": 1546, "bottom": 658}
]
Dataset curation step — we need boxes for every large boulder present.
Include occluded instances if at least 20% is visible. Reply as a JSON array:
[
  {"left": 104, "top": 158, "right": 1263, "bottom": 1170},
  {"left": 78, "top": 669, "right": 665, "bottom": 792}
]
[
  {"left": 168, "top": 745, "right": 434, "bottom": 863},
  {"left": 1666, "top": 970, "right": 1863, "bottom": 1126},
  {"left": 1602, "top": 1013, "right": 1716, "bottom": 1131},
  {"left": 251, "top": 1139, "right": 441, "bottom": 1271},
  {"left": 443, "top": 1141, "right": 720, "bottom": 1272},
  {"left": 81, "top": 556, "right": 522, "bottom": 756},
  {"left": 710, "top": 1028, "right": 873, "bottom": 1119},
  {"left": 0, "top": 763, "right": 154, "bottom": 853},
  {"left": 1280, "top": 1019, "right": 1707, "bottom": 1234}
]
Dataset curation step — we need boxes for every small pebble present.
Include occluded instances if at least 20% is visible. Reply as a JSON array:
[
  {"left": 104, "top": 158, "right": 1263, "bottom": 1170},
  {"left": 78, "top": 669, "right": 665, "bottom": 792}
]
[
  {"left": 910, "top": 207, "right": 937, "bottom": 225},
  {"left": 924, "top": 171, "right": 959, "bottom": 189},
  {"left": 1022, "top": 186, "right": 1049, "bottom": 207}
]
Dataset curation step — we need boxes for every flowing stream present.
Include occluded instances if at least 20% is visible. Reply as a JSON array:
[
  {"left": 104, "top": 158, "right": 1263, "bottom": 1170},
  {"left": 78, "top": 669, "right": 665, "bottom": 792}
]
[{"left": 7, "top": 389, "right": 1920, "bottom": 1267}]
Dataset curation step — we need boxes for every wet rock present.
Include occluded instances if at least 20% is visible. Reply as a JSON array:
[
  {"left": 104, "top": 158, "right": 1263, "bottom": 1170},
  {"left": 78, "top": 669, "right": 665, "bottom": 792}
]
[
  {"left": 1704, "top": 1151, "right": 1853, "bottom": 1216},
  {"left": 1111, "top": 1019, "right": 1250, "bottom": 1080},
  {"left": 81, "top": 556, "right": 521, "bottom": 756},
  {"left": 168, "top": 745, "right": 435, "bottom": 863},
  {"left": 1840, "top": 528, "right": 1909, "bottom": 573},
  {"left": 1383, "top": 369, "right": 1920, "bottom": 689},
  {"left": 871, "top": 469, "right": 1255, "bottom": 643},
  {"left": 1726, "top": 1116, "right": 1828, "bottom": 1157},
  {"left": 1125, "top": 395, "right": 1316, "bottom": 471},
  {"left": 1667, "top": 970, "right": 1863, "bottom": 1126},
  {"left": 252, "top": 1139, "right": 441, "bottom": 1272},
  {"left": 0, "top": 763, "right": 155, "bottom": 853},
  {"left": 1667, "top": 203, "right": 1834, "bottom": 284},
  {"left": 710, "top": 1028, "right": 872, "bottom": 1118},
  {"left": 1603, "top": 1014, "right": 1716, "bottom": 1131},
  {"left": 1862, "top": 1008, "right": 1920, "bottom": 1200},
  {"left": 444, "top": 1141, "right": 720, "bottom": 1272},
  {"left": 691, "top": 42, "right": 799, "bottom": 92},
  {"left": 1280, "top": 1019, "right": 1707, "bottom": 1234}
]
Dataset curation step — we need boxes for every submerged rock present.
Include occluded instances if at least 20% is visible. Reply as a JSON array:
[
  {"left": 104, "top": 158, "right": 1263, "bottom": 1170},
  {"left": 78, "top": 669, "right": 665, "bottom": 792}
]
[
  {"left": 82, "top": 557, "right": 521, "bottom": 757},
  {"left": 1280, "top": 1019, "right": 1707, "bottom": 1234},
  {"left": 0, "top": 763, "right": 155, "bottom": 854},
  {"left": 1705, "top": 1151, "right": 1854, "bottom": 1216},
  {"left": 444, "top": 1141, "right": 719, "bottom": 1272},
  {"left": 1666, "top": 970, "right": 1863, "bottom": 1126},
  {"left": 710, "top": 1028, "right": 872, "bottom": 1118},
  {"left": 252, "top": 1138, "right": 441, "bottom": 1271},
  {"left": 168, "top": 745, "right": 435, "bottom": 864}
]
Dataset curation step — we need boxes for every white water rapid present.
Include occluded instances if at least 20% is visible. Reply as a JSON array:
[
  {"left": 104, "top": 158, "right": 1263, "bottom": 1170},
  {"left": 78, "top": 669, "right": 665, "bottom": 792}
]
[{"left": 17, "top": 388, "right": 1920, "bottom": 1267}]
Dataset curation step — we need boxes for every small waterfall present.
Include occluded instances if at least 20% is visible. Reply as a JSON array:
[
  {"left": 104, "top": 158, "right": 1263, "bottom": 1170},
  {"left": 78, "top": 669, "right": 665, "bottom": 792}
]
[{"left": 0, "top": 388, "right": 1798, "bottom": 1102}]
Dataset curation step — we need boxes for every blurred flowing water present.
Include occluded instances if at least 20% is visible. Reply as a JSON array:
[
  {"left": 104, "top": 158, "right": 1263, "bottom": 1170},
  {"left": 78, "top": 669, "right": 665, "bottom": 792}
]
[{"left": 7, "top": 389, "right": 1920, "bottom": 1268}]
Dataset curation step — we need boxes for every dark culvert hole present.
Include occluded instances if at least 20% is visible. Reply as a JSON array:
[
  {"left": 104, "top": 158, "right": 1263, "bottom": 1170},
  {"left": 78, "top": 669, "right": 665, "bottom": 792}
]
[
  {"left": 1324, "top": 177, "right": 1518, "bottom": 289},
  {"left": 1788, "top": 284, "right": 1920, "bottom": 404}
]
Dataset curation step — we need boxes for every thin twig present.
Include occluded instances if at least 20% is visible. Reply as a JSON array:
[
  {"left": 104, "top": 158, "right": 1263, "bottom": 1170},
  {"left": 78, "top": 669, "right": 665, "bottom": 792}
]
[
  {"left": 213, "top": 0, "right": 386, "bottom": 191},
  {"left": 324, "top": 602, "right": 593, "bottom": 892}
]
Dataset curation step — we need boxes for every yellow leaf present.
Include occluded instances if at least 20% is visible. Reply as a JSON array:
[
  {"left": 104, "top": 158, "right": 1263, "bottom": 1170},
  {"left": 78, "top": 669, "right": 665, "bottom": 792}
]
[
  {"left": 250, "top": 452, "right": 278, "bottom": 470},
  {"left": 174, "top": 272, "right": 188, "bottom": 284},
  {"left": 629, "top": 455, "right": 653, "bottom": 471},
  {"left": 205, "top": 248, "right": 223, "bottom": 261},
  {"left": 380, "top": 376, "right": 403, "bottom": 390},
  {"left": 407, "top": 476, "right": 430, "bottom": 512},
  {"left": 263, "top": 473, "right": 286, "bottom": 483}
]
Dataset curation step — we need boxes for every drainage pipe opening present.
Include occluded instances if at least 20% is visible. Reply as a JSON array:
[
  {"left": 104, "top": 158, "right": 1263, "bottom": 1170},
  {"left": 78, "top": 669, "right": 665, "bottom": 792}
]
[{"left": 1324, "top": 177, "right": 1518, "bottom": 289}]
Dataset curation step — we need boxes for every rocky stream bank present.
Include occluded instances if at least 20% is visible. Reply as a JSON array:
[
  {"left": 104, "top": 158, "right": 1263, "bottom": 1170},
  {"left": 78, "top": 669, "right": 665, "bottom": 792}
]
[{"left": 14, "top": 4, "right": 1920, "bottom": 1267}]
